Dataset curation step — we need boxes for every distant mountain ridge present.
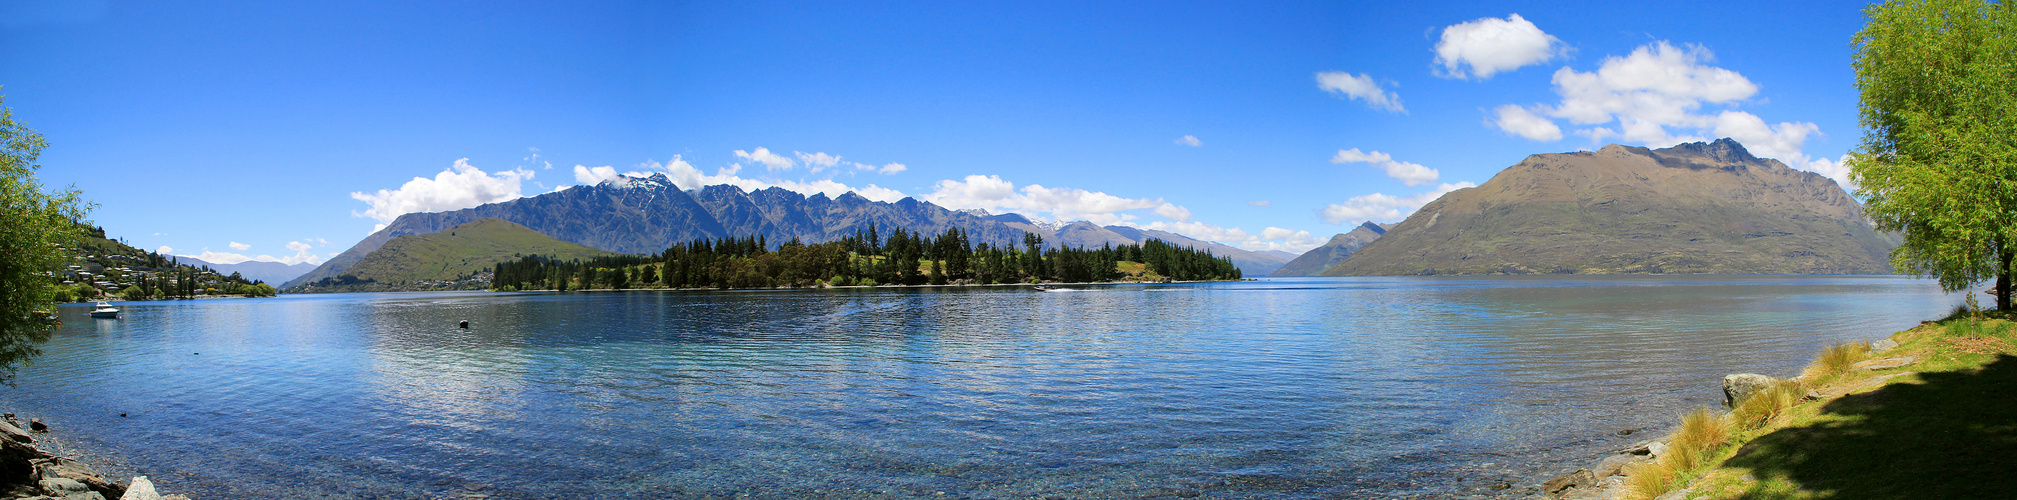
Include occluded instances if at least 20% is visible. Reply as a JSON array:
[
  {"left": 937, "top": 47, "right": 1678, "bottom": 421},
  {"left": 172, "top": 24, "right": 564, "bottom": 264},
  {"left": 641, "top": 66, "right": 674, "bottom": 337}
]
[
  {"left": 287, "top": 175, "right": 1289, "bottom": 288},
  {"left": 174, "top": 256, "right": 315, "bottom": 285},
  {"left": 1325, "top": 139, "right": 1897, "bottom": 276},
  {"left": 1270, "top": 222, "right": 1391, "bottom": 277}
]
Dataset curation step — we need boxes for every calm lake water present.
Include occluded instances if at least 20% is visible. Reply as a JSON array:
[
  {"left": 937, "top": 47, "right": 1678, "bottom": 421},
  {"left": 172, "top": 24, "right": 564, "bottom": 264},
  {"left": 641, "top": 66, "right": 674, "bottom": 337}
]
[{"left": 16, "top": 276, "right": 1957, "bottom": 499}]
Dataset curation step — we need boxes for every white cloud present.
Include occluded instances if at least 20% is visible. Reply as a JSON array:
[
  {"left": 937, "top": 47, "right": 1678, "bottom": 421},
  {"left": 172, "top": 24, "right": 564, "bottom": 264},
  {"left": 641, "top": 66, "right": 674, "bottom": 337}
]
[
  {"left": 1490, "top": 104, "right": 1563, "bottom": 142},
  {"left": 155, "top": 246, "right": 172, "bottom": 254},
  {"left": 735, "top": 147, "right": 795, "bottom": 171},
  {"left": 1433, "top": 14, "right": 1565, "bottom": 80},
  {"left": 1330, "top": 148, "right": 1440, "bottom": 186},
  {"left": 795, "top": 151, "right": 842, "bottom": 173},
  {"left": 923, "top": 174, "right": 1182, "bottom": 226},
  {"left": 1136, "top": 221, "right": 1325, "bottom": 254},
  {"left": 228, "top": 241, "right": 250, "bottom": 251},
  {"left": 1546, "top": 41, "right": 1759, "bottom": 140},
  {"left": 1249, "top": 200, "right": 1271, "bottom": 207},
  {"left": 1176, "top": 135, "right": 1202, "bottom": 147},
  {"left": 1241, "top": 227, "right": 1325, "bottom": 253},
  {"left": 350, "top": 159, "right": 534, "bottom": 225},
  {"left": 1805, "top": 155, "right": 1855, "bottom": 192},
  {"left": 181, "top": 250, "right": 253, "bottom": 265},
  {"left": 180, "top": 241, "right": 324, "bottom": 266},
  {"left": 1316, "top": 72, "right": 1405, "bottom": 113},
  {"left": 1321, "top": 182, "right": 1475, "bottom": 224},
  {"left": 1154, "top": 203, "right": 1193, "bottom": 222},
  {"left": 1142, "top": 220, "right": 1252, "bottom": 243},
  {"left": 1483, "top": 40, "right": 1845, "bottom": 185},
  {"left": 852, "top": 162, "right": 907, "bottom": 175}
]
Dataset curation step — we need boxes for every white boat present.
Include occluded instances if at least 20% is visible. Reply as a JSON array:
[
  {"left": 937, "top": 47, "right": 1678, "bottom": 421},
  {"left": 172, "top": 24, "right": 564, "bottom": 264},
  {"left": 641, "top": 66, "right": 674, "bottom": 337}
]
[{"left": 90, "top": 302, "right": 120, "bottom": 319}]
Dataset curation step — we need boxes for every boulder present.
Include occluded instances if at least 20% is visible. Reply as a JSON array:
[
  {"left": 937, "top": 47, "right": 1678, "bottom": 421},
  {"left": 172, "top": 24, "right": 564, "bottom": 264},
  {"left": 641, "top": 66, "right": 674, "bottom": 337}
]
[
  {"left": 37, "top": 477, "right": 104, "bottom": 500},
  {"left": 0, "top": 420, "right": 34, "bottom": 444},
  {"left": 123, "top": 476, "right": 162, "bottom": 500},
  {"left": 1544, "top": 468, "right": 1597, "bottom": 495},
  {"left": 1723, "top": 374, "right": 1778, "bottom": 407},
  {"left": 1594, "top": 454, "right": 1644, "bottom": 477},
  {"left": 1619, "top": 440, "right": 1667, "bottom": 457},
  {"left": 1870, "top": 338, "right": 1899, "bottom": 353}
]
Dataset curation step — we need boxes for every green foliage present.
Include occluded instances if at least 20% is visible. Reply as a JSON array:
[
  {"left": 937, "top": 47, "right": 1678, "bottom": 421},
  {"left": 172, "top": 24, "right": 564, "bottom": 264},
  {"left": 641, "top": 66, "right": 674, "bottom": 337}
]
[
  {"left": 308, "top": 218, "right": 608, "bottom": 292},
  {"left": 493, "top": 228, "right": 1238, "bottom": 292},
  {"left": 1851, "top": 0, "right": 2017, "bottom": 303},
  {"left": 0, "top": 93, "right": 92, "bottom": 383}
]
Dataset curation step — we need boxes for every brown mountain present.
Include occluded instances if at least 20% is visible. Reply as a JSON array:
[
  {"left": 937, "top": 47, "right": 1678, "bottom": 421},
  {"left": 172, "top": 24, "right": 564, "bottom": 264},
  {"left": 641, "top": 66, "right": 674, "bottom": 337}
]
[
  {"left": 1271, "top": 221, "right": 1392, "bottom": 276},
  {"left": 1325, "top": 139, "right": 1897, "bottom": 276}
]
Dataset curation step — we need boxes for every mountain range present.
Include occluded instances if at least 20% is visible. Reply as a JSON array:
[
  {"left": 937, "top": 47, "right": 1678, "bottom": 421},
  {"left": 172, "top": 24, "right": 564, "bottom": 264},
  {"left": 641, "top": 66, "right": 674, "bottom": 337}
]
[
  {"left": 1325, "top": 139, "right": 1896, "bottom": 276},
  {"left": 174, "top": 256, "right": 316, "bottom": 285},
  {"left": 286, "top": 175, "right": 1290, "bottom": 289}
]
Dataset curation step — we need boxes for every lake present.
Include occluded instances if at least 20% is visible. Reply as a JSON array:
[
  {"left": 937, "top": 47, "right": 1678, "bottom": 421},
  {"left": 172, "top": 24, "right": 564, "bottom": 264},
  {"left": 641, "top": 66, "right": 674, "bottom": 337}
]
[{"left": 15, "top": 276, "right": 1958, "bottom": 499}]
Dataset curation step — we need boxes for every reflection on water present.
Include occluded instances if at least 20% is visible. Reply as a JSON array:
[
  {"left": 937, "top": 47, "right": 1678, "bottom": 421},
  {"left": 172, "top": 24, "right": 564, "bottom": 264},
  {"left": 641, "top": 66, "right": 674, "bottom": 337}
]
[{"left": 4, "top": 276, "right": 1958, "bottom": 498}]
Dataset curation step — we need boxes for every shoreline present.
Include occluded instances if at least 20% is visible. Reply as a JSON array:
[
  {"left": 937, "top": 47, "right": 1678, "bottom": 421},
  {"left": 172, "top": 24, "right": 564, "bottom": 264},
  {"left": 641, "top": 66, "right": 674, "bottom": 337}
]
[
  {"left": 1536, "top": 309, "right": 2002, "bottom": 499},
  {"left": 0, "top": 412, "right": 183, "bottom": 499}
]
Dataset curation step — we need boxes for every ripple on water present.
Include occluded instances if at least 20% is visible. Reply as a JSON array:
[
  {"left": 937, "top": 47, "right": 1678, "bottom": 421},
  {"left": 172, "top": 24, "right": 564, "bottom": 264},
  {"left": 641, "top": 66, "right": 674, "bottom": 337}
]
[{"left": 0, "top": 276, "right": 1960, "bottom": 498}]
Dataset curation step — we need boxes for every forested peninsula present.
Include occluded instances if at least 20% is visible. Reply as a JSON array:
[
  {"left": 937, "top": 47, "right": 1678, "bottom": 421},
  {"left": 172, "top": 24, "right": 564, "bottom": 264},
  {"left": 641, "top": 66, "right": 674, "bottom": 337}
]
[{"left": 492, "top": 224, "right": 1242, "bottom": 292}]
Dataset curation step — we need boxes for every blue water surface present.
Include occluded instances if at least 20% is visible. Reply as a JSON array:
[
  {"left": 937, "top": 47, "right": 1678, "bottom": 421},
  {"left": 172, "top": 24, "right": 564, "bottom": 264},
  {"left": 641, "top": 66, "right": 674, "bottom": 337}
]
[{"left": 11, "top": 276, "right": 1960, "bottom": 499}]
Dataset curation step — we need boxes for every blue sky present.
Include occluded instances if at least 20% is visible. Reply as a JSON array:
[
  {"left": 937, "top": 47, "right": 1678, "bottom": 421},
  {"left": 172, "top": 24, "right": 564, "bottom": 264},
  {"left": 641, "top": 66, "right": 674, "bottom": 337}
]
[{"left": 2, "top": 1, "right": 1870, "bottom": 265}]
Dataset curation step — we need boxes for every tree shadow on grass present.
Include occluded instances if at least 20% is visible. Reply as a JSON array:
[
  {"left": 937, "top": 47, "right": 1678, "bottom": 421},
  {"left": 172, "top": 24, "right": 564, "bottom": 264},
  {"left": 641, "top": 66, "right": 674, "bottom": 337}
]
[{"left": 1725, "top": 355, "right": 2017, "bottom": 499}]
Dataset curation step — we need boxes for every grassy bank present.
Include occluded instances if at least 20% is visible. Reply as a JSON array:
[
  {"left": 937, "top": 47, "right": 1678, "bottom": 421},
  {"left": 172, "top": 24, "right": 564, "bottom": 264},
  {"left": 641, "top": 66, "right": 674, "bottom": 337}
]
[{"left": 1615, "top": 310, "right": 2017, "bottom": 499}]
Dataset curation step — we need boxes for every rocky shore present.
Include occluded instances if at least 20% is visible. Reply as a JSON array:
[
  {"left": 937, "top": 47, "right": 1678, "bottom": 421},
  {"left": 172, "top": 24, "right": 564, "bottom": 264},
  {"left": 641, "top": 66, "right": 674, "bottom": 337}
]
[
  {"left": 1536, "top": 334, "right": 1914, "bottom": 499},
  {"left": 0, "top": 414, "right": 184, "bottom": 500}
]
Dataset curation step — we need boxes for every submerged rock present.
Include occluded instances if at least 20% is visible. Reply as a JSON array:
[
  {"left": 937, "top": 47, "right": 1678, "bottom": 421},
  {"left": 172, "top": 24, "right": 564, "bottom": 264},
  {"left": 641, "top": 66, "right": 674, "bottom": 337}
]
[
  {"left": 1722, "top": 374, "right": 1778, "bottom": 407},
  {"left": 1543, "top": 468, "right": 1596, "bottom": 495}
]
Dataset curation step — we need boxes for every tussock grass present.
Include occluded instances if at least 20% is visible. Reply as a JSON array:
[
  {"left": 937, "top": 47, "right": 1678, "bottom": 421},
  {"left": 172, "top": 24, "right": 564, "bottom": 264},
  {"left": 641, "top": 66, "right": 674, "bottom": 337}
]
[
  {"left": 1801, "top": 340, "right": 1869, "bottom": 381},
  {"left": 1675, "top": 407, "right": 1730, "bottom": 450},
  {"left": 1728, "top": 380, "right": 1806, "bottom": 431},
  {"left": 1623, "top": 457, "right": 1678, "bottom": 499}
]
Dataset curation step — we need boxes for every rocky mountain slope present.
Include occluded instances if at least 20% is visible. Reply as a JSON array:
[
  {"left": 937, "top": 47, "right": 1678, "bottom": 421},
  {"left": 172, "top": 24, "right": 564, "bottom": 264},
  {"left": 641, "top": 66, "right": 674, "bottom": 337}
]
[
  {"left": 1325, "top": 139, "right": 1897, "bottom": 276},
  {"left": 288, "top": 175, "right": 1289, "bottom": 288},
  {"left": 1271, "top": 222, "right": 1391, "bottom": 276}
]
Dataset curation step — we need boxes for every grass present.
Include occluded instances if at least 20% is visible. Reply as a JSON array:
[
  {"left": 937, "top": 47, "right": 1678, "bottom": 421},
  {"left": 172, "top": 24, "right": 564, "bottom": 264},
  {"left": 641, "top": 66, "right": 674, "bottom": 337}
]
[
  {"left": 1800, "top": 340, "right": 1870, "bottom": 381},
  {"left": 340, "top": 217, "right": 610, "bottom": 288},
  {"left": 1632, "top": 313, "right": 2017, "bottom": 500}
]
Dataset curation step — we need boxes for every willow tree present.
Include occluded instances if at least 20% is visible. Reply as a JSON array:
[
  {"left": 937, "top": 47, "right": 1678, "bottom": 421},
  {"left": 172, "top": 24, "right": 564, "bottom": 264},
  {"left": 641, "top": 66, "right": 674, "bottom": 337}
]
[
  {"left": 0, "top": 93, "right": 92, "bottom": 383},
  {"left": 1851, "top": 0, "right": 2017, "bottom": 309}
]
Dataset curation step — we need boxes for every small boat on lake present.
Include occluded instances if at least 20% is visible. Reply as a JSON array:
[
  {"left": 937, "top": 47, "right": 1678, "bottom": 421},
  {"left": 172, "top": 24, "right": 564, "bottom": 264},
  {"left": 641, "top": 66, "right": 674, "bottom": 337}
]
[{"left": 90, "top": 302, "right": 120, "bottom": 319}]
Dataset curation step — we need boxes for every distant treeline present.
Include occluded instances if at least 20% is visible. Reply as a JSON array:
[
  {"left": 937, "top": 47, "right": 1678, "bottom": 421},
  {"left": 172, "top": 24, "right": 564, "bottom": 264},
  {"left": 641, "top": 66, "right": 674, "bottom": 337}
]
[{"left": 491, "top": 225, "right": 1240, "bottom": 291}]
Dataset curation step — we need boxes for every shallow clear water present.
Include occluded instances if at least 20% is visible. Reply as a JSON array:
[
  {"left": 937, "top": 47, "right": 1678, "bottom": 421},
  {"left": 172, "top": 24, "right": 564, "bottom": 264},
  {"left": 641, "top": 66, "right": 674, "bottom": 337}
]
[{"left": 13, "top": 276, "right": 1957, "bottom": 499}]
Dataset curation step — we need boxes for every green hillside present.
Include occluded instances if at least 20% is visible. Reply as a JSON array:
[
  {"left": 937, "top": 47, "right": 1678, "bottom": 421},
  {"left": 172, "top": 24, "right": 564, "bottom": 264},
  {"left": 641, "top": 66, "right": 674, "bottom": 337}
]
[{"left": 290, "top": 218, "right": 608, "bottom": 292}]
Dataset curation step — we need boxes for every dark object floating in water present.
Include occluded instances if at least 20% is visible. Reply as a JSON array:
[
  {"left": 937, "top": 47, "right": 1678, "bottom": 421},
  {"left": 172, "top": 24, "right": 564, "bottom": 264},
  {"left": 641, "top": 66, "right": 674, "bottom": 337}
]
[
  {"left": 28, "top": 419, "right": 46, "bottom": 432},
  {"left": 119, "top": 413, "right": 126, "bottom": 418},
  {"left": 459, "top": 320, "right": 470, "bottom": 329}
]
